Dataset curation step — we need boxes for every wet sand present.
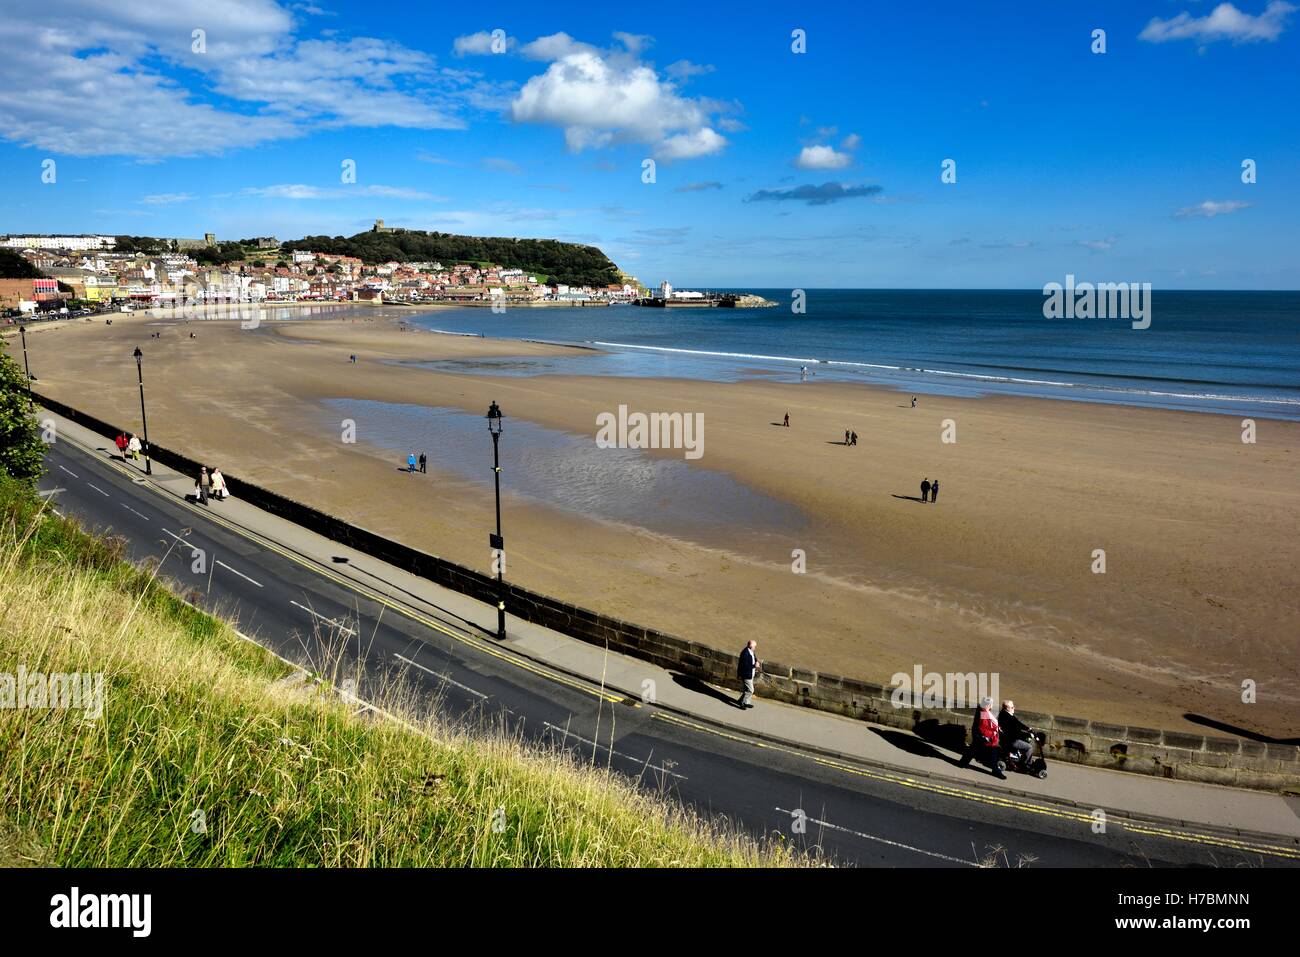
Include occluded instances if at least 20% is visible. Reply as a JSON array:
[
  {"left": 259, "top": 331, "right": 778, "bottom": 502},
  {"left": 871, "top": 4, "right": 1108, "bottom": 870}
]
[{"left": 12, "top": 310, "right": 1300, "bottom": 737}]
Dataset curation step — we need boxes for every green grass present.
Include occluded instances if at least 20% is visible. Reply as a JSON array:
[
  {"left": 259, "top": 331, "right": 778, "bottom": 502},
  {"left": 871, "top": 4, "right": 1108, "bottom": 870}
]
[{"left": 0, "top": 476, "right": 796, "bottom": 867}]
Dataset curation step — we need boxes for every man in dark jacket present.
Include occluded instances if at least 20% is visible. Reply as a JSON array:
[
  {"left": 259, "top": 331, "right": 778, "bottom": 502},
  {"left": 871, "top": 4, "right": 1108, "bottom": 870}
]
[
  {"left": 736, "top": 640, "right": 759, "bottom": 709},
  {"left": 998, "top": 700, "right": 1033, "bottom": 768}
]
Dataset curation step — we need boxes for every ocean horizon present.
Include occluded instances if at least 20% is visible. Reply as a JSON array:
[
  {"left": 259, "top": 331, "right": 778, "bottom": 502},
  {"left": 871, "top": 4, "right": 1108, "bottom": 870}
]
[{"left": 368, "top": 289, "right": 1300, "bottom": 421}]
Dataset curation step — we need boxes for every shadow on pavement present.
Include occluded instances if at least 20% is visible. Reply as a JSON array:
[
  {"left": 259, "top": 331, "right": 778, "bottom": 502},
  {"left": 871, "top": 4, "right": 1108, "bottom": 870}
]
[
  {"left": 670, "top": 672, "right": 739, "bottom": 708},
  {"left": 871, "top": 726, "right": 964, "bottom": 767}
]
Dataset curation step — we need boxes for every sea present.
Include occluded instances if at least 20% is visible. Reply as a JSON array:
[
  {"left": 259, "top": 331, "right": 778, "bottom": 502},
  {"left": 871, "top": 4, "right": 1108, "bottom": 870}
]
[{"left": 379, "top": 289, "right": 1300, "bottom": 421}]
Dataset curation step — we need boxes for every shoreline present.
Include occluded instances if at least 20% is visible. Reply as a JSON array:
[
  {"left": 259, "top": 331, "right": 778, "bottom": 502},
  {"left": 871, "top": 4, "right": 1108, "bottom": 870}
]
[{"left": 17, "top": 311, "right": 1300, "bottom": 737}]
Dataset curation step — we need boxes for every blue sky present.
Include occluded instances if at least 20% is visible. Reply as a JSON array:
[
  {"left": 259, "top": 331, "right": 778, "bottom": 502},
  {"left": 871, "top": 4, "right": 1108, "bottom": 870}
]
[{"left": 1, "top": 0, "right": 1297, "bottom": 288}]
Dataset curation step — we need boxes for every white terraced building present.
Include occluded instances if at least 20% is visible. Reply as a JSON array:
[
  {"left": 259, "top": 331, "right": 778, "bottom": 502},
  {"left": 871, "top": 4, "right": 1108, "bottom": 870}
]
[{"left": 1, "top": 234, "right": 116, "bottom": 251}]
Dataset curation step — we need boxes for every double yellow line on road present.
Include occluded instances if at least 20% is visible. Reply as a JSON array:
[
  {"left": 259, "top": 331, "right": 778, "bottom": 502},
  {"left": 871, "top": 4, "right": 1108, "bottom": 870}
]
[{"left": 651, "top": 711, "right": 1300, "bottom": 861}]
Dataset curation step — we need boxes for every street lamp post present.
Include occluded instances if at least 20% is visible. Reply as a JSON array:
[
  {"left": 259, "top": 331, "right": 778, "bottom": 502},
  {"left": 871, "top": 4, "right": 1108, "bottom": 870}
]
[
  {"left": 18, "top": 325, "right": 31, "bottom": 394},
  {"left": 487, "top": 400, "right": 506, "bottom": 640},
  {"left": 132, "top": 346, "right": 152, "bottom": 475}
]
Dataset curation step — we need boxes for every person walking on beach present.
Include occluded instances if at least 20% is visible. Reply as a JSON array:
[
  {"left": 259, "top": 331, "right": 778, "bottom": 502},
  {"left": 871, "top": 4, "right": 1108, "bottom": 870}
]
[
  {"left": 736, "top": 640, "right": 760, "bottom": 710},
  {"left": 850, "top": 430, "right": 858, "bottom": 447},
  {"left": 349, "top": 354, "right": 357, "bottom": 364},
  {"left": 845, "top": 429, "right": 851, "bottom": 446},
  {"left": 128, "top": 434, "right": 142, "bottom": 462},
  {"left": 407, "top": 452, "right": 417, "bottom": 474},
  {"left": 419, "top": 452, "right": 427, "bottom": 473},
  {"left": 911, "top": 395, "right": 917, "bottom": 408},
  {"left": 930, "top": 479, "right": 939, "bottom": 504},
  {"left": 198, "top": 467, "right": 210, "bottom": 506},
  {"left": 783, "top": 412, "right": 790, "bottom": 427},
  {"left": 920, "top": 477, "right": 931, "bottom": 503}
]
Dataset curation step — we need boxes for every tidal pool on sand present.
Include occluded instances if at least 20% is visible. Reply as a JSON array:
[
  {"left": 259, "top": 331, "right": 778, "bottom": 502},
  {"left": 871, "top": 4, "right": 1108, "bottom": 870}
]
[{"left": 319, "top": 398, "right": 807, "bottom": 546}]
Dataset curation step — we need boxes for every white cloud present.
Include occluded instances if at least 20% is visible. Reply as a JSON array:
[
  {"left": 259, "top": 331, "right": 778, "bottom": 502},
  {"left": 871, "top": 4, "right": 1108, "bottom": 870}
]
[
  {"left": 1077, "top": 236, "right": 1118, "bottom": 251},
  {"left": 519, "top": 32, "right": 598, "bottom": 61},
  {"left": 482, "top": 157, "right": 523, "bottom": 174},
  {"left": 140, "top": 193, "right": 196, "bottom": 205},
  {"left": 452, "top": 31, "right": 514, "bottom": 57},
  {"left": 665, "top": 59, "right": 714, "bottom": 81},
  {"left": 657, "top": 128, "right": 726, "bottom": 161},
  {"left": 510, "top": 42, "right": 728, "bottom": 160},
  {"left": 1175, "top": 199, "right": 1252, "bottom": 218},
  {"left": 795, "top": 144, "right": 852, "bottom": 170},
  {"left": 362, "top": 185, "right": 447, "bottom": 200},
  {"left": 241, "top": 184, "right": 446, "bottom": 201},
  {"left": 1140, "top": 2, "right": 1296, "bottom": 44},
  {"left": 0, "top": 1, "right": 470, "bottom": 158}
]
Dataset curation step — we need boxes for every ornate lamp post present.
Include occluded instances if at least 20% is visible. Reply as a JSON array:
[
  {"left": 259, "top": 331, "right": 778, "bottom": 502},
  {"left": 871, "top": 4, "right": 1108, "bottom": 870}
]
[
  {"left": 487, "top": 400, "right": 506, "bottom": 640},
  {"left": 132, "top": 346, "right": 153, "bottom": 475}
]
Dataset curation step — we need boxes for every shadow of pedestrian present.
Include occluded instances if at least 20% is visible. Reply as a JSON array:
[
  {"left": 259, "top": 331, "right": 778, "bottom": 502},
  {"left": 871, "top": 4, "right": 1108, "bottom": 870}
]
[
  {"left": 670, "top": 672, "right": 737, "bottom": 707},
  {"left": 891, "top": 494, "right": 925, "bottom": 503}
]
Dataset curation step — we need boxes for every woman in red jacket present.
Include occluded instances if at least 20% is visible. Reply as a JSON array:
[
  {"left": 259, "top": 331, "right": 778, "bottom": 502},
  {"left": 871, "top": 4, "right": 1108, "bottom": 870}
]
[{"left": 958, "top": 697, "right": 1007, "bottom": 779}]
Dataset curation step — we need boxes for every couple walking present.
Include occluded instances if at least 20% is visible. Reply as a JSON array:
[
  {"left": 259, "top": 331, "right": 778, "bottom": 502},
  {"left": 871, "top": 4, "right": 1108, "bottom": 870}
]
[
  {"left": 920, "top": 477, "right": 940, "bottom": 503},
  {"left": 115, "top": 433, "right": 142, "bottom": 462},
  {"left": 193, "top": 466, "right": 228, "bottom": 506},
  {"left": 407, "top": 452, "right": 427, "bottom": 474},
  {"left": 843, "top": 429, "right": 858, "bottom": 446}
]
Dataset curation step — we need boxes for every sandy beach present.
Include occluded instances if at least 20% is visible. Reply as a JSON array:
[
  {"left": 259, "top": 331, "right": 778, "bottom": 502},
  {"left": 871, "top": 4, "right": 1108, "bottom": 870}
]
[{"left": 11, "top": 309, "right": 1299, "bottom": 738}]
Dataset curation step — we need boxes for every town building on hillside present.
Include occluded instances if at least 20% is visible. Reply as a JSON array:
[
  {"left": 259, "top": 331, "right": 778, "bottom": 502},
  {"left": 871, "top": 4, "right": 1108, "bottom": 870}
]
[{"left": 1, "top": 234, "right": 116, "bottom": 251}]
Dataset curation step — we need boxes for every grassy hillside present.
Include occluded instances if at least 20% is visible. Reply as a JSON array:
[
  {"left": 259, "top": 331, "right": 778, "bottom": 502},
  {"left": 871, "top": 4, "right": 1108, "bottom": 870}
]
[
  {"left": 281, "top": 230, "right": 621, "bottom": 287},
  {"left": 0, "top": 476, "right": 793, "bottom": 867}
]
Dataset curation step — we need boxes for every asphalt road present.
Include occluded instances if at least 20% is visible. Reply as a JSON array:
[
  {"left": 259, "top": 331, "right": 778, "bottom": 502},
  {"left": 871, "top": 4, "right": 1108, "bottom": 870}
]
[{"left": 35, "top": 437, "right": 1295, "bottom": 868}]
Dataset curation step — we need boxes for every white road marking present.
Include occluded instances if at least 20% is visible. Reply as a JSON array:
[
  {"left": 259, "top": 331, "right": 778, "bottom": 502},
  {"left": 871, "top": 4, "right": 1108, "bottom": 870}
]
[
  {"left": 58, "top": 465, "right": 78, "bottom": 478},
  {"left": 393, "top": 652, "right": 488, "bottom": 700},
  {"left": 773, "top": 806, "right": 979, "bottom": 867},
  {"left": 121, "top": 503, "right": 149, "bottom": 521},
  {"left": 38, "top": 487, "right": 66, "bottom": 497},
  {"left": 289, "top": 600, "right": 358, "bottom": 637},
  {"left": 86, "top": 483, "right": 110, "bottom": 497},
  {"left": 543, "top": 722, "right": 688, "bottom": 780},
  {"left": 160, "top": 527, "right": 190, "bottom": 546},
  {"left": 216, "top": 559, "right": 262, "bottom": 588}
]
